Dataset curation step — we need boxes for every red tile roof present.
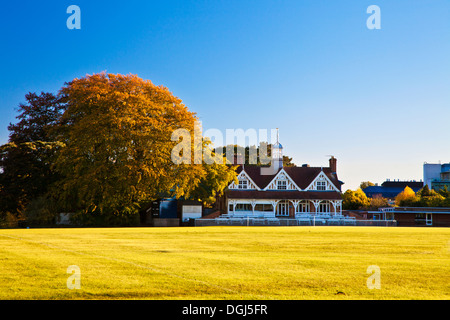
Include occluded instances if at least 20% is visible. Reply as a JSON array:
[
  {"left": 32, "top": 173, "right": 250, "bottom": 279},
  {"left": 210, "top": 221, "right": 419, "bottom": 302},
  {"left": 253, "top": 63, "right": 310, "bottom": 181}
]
[{"left": 236, "top": 165, "right": 342, "bottom": 191}]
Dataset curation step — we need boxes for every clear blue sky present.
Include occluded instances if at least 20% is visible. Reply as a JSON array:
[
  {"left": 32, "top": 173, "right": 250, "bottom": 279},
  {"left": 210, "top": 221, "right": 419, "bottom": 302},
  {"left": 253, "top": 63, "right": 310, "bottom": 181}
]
[{"left": 1, "top": 0, "right": 449, "bottom": 190}]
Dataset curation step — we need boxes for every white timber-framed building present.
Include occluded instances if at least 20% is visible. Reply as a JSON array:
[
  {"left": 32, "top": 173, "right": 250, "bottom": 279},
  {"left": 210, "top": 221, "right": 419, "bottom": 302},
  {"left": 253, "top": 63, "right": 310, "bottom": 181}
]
[{"left": 223, "top": 137, "right": 344, "bottom": 220}]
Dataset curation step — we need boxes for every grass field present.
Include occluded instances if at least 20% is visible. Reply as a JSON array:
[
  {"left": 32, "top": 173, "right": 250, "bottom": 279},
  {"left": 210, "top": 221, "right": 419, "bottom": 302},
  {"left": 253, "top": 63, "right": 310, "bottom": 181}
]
[{"left": 0, "top": 226, "right": 449, "bottom": 300}]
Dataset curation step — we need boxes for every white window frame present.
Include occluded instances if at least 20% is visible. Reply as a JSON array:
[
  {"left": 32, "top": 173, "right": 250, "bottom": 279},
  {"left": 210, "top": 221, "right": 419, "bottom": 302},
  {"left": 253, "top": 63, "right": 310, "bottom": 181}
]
[
  {"left": 296, "top": 202, "right": 310, "bottom": 213},
  {"left": 238, "top": 180, "right": 248, "bottom": 189},
  {"left": 277, "top": 180, "right": 287, "bottom": 190},
  {"left": 304, "top": 171, "right": 340, "bottom": 192},
  {"left": 276, "top": 201, "right": 290, "bottom": 216},
  {"left": 317, "top": 181, "right": 327, "bottom": 191},
  {"left": 426, "top": 213, "right": 432, "bottom": 226}
]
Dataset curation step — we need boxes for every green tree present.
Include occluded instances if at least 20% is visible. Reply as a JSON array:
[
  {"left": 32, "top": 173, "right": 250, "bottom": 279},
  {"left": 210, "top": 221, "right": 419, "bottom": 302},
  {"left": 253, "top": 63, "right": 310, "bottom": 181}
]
[
  {"left": 417, "top": 184, "right": 432, "bottom": 197},
  {"left": 360, "top": 181, "right": 375, "bottom": 190},
  {"left": 437, "top": 185, "right": 450, "bottom": 198},
  {"left": 0, "top": 92, "right": 65, "bottom": 217},
  {"left": 215, "top": 143, "right": 296, "bottom": 167},
  {"left": 188, "top": 152, "right": 238, "bottom": 206},
  {"left": 416, "top": 185, "right": 445, "bottom": 207}
]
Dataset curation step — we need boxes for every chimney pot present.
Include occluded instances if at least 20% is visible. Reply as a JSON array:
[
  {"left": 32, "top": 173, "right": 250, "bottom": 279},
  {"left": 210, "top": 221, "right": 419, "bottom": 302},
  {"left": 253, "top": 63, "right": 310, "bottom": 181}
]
[{"left": 329, "top": 156, "right": 337, "bottom": 173}]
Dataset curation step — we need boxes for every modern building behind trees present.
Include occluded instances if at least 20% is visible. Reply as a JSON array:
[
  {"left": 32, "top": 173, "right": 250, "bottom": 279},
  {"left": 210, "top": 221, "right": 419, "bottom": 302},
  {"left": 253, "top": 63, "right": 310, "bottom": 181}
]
[
  {"left": 424, "top": 162, "right": 450, "bottom": 191},
  {"left": 362, "top": 179, "right": 424, "bottom": 201}
]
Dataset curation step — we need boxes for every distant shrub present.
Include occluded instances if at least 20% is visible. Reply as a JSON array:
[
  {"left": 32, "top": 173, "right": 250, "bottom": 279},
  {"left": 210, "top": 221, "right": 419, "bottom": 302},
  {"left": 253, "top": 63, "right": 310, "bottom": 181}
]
[
  {"left": 368, "top": 194, "right": 390, "bottom": 210},
  {"left": 24, "top": 195, "right": 59, "bottom": 226},
  {"left": 0, "top": 212, "right": 21, "bottom": 228},
  {"left": 68, "top": 209, "right": 140, "bottom": 227}
]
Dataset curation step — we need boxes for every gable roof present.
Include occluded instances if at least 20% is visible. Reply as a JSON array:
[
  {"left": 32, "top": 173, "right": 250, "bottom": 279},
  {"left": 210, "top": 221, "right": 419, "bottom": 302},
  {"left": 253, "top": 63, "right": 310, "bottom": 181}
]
[
  {"left": 263, "top": 168, "right": 302, "bottom": 191},
  {"left": 236, "top": 165, "right": 277, "bottom": 189},
  {"left": 235, "top": 165, "right": 342, "bottom": 191},
  {"left": 234, "top": 169, "right": 261, "bottom": 190}
]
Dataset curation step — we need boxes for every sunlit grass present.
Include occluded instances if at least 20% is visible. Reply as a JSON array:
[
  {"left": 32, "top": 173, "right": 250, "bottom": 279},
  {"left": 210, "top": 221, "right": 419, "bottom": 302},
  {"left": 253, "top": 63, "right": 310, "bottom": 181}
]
[{"left": 0, "top": 226, "right": 448, "bottom": 299}]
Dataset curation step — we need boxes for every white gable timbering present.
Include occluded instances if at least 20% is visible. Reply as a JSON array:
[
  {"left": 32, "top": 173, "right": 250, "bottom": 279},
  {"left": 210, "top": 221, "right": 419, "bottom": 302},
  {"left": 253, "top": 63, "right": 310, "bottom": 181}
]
[
  {"left": 264, "top": 169, "right": 301, "bottom": 191},
  {"left": 304, "top": 170, "right": 340, "bottom": 192},
  {"left": 228, "top": 171, "right": 260, "bottom": 190}
]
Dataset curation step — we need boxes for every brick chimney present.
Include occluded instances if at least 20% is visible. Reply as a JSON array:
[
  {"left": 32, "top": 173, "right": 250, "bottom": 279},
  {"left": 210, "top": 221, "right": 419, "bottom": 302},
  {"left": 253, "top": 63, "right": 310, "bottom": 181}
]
[{"left": 329, "top": 156, "right": 337, "bottom": 174}]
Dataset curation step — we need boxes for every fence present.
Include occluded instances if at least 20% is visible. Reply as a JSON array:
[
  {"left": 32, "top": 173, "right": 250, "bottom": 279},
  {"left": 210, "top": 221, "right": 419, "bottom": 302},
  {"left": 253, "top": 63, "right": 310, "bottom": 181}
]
[{"left": 194, "top": 218, "right": 397, "bottom": 227}]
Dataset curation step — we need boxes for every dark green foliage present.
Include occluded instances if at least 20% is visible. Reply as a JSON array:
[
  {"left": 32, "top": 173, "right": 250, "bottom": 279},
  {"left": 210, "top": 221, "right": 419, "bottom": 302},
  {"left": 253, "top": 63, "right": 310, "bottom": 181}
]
[
  {"left": 0, "top": 92, "right": 65, "bottom": 218},
  {"left": 400, "top": 185, "right": 449, "bottom": 207}
]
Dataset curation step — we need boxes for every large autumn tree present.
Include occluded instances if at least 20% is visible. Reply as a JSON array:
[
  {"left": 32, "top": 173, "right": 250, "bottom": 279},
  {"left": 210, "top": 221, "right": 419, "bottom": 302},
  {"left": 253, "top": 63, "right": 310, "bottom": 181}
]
[{"left": 52, "top": 73, "right": 236, "bottom": 220}]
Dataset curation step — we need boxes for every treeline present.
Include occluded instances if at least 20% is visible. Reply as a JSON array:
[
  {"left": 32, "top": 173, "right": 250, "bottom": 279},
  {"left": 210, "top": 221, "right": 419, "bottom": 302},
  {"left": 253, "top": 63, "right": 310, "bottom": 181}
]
[
  {"left": 395, "top": 185, "right": 450, "bottom": 207},
  {"left": 342, "top": 184, "right": 450, "bottom": 210},
  {"left": 0, "top": 73, "right": 238, "bottom": 227},
  {"left": 342, "top": 189, "right": 389, "bottom": 210}
]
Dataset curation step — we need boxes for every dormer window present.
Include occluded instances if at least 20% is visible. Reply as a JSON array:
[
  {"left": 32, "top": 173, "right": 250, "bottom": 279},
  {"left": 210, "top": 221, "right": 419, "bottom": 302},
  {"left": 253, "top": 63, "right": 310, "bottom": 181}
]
[
  {"left": 238, "top": 180, "right": 248, "bottom": 189},
  {"left": 277, "top": 180, "right": 287, "bottom": 190},
  {"left": 317, "top": 181, "right": 326, "bottom": 191}
]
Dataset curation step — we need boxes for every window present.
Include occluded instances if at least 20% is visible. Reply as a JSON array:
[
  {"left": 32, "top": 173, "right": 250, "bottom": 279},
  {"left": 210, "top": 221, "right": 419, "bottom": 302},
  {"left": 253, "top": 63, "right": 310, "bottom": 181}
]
[
  {"left": 238, "top": 180, "right": 248, "bottom": 189},
  {"left": 276, "top": 201, "right": 290, "bottom": 216},
  {"left": 296, "top": 202, "right": 309, "bottom": 213},
  {"left": 235, "top": 203, "right": 252, "bottom": 211},
  {"left": 254, "top": 204, "right": 273, "bottom": 212},
  {"left": 415, "top": 213, "right": 426, "bottom": 225},
  {"left": 426, "top": 213, "right": 433, "bottom": 226},
  {"left": 318, "top": 202, "right": 330, "bottom": 213},
  {"left": 317, "top": 181, "right": 326, "bottom": 191},
  {"left": 385, "top": 212, "right": 395, "bottom": 220},
  {"left": 277, "top": 180, "right": 287, "bottom": 190}
]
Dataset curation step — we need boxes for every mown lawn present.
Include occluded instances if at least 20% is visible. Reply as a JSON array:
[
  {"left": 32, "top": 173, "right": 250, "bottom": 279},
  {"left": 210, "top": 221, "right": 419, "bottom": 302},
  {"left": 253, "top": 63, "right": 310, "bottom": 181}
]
[{"left": 0, "top": 226, "right": 448, "bottom": 300}]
